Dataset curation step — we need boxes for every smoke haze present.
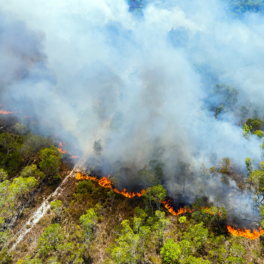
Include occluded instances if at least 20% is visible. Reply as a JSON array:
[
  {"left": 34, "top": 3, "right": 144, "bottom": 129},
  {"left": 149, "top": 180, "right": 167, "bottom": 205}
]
[{"left": 1, "top": 0, "right": 264, "bottom": 218}]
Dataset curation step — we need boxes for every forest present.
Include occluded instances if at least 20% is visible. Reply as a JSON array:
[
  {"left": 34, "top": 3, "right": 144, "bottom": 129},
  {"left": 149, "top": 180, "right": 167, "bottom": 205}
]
[
  {"left": 0, "top": 105, "right": 264, "bottom": 263},
  {"left": 1, "top": 0, "right": 264, "bottom": 263}
]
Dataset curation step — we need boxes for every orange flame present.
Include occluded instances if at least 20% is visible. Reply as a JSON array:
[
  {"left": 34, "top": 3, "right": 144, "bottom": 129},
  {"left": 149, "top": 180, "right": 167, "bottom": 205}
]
[
  {"left": 57, "top": 142, "right": 79, "bottom": 159},
  {"left": 0, "top": 109, "right": 12, "bottom": 114},
  {"left": 58, "top": 142, "right": 67, "bottom": 154},
  {"left": 76, "top": 172, "right": 146, "bottom": 198},
  {"left": 76, "top": 172, "right": 264, "bottom": 240},
  {"left": 227, "top": 225, "right": 264, "bottom": 240},
  {"left": 161, "top": 200, "right": 194, "bottom": 216},
  {"left": 76, "top": 173, "right": 97, "bottom": 181}
]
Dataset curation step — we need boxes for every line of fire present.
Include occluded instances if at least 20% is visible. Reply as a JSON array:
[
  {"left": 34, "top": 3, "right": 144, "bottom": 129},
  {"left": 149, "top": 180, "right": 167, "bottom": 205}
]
[{"left": 76, "top": 172, "right": 264, "bottom": 240}]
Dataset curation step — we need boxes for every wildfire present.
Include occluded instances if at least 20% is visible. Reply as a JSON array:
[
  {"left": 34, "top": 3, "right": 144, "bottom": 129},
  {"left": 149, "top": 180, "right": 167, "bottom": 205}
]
[
  {"left": 76, "top": 172, "right": 264, "bottom": 240},
  {"left": 57, "top": 142, "right": 80, "bottom": 159},
  {"left": 76, "top": 172, "right": 146, "bottom": 198},
  {"left": 227, "top": 225, "right": 264, "bottom": 240},
  {"left": 58, "top": 142, "right": 67, "bottom": 154},
  {"left": 71, "top": 155, "right": 79, "bottom": 159},
  {"left": 161, "top": 200, "right": 194, "bottom": 216},
  {"left": 0, "top": 109, "right": 12, "bottom": 114}
]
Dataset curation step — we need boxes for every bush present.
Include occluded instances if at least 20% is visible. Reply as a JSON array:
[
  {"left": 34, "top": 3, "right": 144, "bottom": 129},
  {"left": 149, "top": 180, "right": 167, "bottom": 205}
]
[
  {"left": 0, "top": 248, "right": 12, "bottom": 264},
  {"left": 76, "top": 180, "right": 94, "bottom": 194},
  {"left": 37, "top": 224, "right": 63, "bottom": 256},
  {"left": 246, "top": 118, "right": 264, "bottom": 132},
  {"left": 14, "top": 123, "right": 28, "bottom": 135},
  {"left": 161, "top": 239, "right": 181, "bottom": 264},
  {"left": 53, "top": 175, "right": 62, "bottom": 183},
  {"left": 252, "top": 130, "right": 264, "bottom": 138}
]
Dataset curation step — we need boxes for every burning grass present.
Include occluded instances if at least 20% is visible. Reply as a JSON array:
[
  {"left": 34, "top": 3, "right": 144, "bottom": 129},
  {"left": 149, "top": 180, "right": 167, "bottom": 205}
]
[
  {"left": 76, "top": 172, "right": 146, "bottom": 198},
  {"left": 76, "top": 172, "right": 264, "bottom": 240}
]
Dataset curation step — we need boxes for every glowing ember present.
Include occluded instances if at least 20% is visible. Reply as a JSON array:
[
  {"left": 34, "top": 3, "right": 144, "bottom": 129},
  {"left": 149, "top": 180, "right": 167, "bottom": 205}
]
[
  {"left": 0, "top": 109, "right": 12, "bottom": 114},
  {"left": 76, "top": 172, "right": 146, "bottom": 198}
]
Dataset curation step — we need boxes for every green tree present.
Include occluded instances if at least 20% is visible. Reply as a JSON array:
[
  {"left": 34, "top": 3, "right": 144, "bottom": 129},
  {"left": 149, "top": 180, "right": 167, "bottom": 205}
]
[
  {"left": 215, "top": 84, "right": 238, "bottom": 108},
  {"left": 14, "top": 123, "right": 28, "bottom": 135},
  {"left": 245, "top": 158, "right": 253, "bottom": 178},
  {"left": 11, "top": 176, "right": 38, "bottom": 201},
  {"left": 39, "top": 146, "right": 62, "bottom": 176},
  {"left": 37, "top": 224, "right": 63, "bottom": 256},
  {"left": 182, "top": 256, "right": 210, "bottom": 264},
  {"left": 249, "top": 168, "right": 264, "bottom": 205},
  {"left": 160, "top": 239, "right": 193, "bottom": 263},
  {"left": 252, "top": 130, "right": 264, "bottom": 138},
  {"left": 76, "top": 180, "right": 94, "bottom": 194},
  {"left": 149, "top": 159, "right": 165, "bottom": 183},
  {"left": 179, "top": 216, "right": 186, "bottom": 224},
  {"left": 242, "top": 123, "right": 252, "bottom": 139},
  {"left": 0, "top": 230, "right": 10, "bottom": 250},
  {"left": 80, "top": 208, "right": 98, "bottom": 248},
  {"left": 183, "top": 222, "right": 208, "bottom": 253},
  {"left": 0, "top": 176, "right": 38, "bottom": 221},
  {"left": 133, "top": 217, "right": 142, "bottom": 234},
  {"left": 191, "top": 206, "right": 227, "bottom": 228},
  {"left": 226, "top": 243, "right": 245, "bottom": 264},
  {"left": 107, "top": 189, "right": 115, "bottom": 205},
  {"left": 138, "top": 165, "right": 157, "bottom": 187},
  {"left": 21, "top": 165, "right": 45, "bottom": 179},
  {"left": 111, "top": 219, "right": 140, "bottom": 264},
  {"left": 51, "top": 200, "right": 63, "bottom": 218},
  {"left": 142, "top": 185, "right": 167, "bottom": 212},
  {"left": 134, "top": 207, "right": 147, "bottom": 221},
  {"left": 221, "top": 157, "right": 231, "bottom": 174},
  {"left": 21, "top": 134, "right": 53, "bottom": 157},
  {"left": 47, "top": 256, "right": 61, "bottom": 264},
  {"left": 0, "top": 132, "right": 18, "bottom": 157},
  {"left": 0, "top": 169, "right": 7, "bottom": 182},
  {"left": 0, "top": 176, "right": 37, "bottom": 218},
  {"left": 245, "top": 118, "right": 264, "bottom": 132},
  {"left": 160, "top": 239, "right": 181, "bottom": 264},
  {"left": 151, "top": 185, "right": 167, "bottom": 210},
  {"left": 153, "top": 210, "right": 171, "bottom": 247},
  {"left": 260, "top": 205, "right": 264, "bottom": 228},
  {"left": 17, "top": 256, "right": 42, "bottom": 264},
  {"left": 0, "top": 247, "right": 13, "bottom": 264},
  {"left": 139, "top": 225, "right": 151, "bottom": 259}
]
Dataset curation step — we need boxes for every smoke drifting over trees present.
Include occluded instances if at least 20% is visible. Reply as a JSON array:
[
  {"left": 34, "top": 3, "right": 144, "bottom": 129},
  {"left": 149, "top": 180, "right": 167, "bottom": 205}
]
[{"left": 1, "top": 0, "right": 264, "bottom": 218}]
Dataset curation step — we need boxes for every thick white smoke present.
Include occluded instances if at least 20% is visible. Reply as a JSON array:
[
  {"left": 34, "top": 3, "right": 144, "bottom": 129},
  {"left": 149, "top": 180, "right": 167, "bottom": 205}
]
[{"left": 1, "top": 0, "right": 264, "bottom": 217}]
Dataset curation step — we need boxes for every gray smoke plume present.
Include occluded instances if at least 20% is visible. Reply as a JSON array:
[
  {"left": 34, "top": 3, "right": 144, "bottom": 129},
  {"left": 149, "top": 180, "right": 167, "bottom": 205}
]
[{"left": 1, "top": 0, "right": 264, "bottom": 220}]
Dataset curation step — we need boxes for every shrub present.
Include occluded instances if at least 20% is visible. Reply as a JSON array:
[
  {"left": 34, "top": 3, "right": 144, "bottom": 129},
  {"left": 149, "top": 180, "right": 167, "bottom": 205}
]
[
  {"left": 76, "top": 180, "right": 94, "bottom": 194},
  {"left": 53, "top": 175, "right": 62, "bottom": 183}
]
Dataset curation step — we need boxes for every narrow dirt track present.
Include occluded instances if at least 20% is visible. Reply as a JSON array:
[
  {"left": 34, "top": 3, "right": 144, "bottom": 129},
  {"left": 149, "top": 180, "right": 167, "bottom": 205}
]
[{"left": 10, "top": 155, "right": 88, "bottom": 251}]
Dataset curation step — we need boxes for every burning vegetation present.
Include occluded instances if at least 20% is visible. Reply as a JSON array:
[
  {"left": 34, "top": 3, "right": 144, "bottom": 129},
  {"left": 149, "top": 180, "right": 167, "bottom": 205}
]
[
  {"left": 0, "top": 121, "right": 264, "bottom": 263},
  {"left": 76, "top": 172, "right": 146, "bottom": 198},
  {"left": 2, "top": 0, "right": 264, "bottom": 263},
  {"left": 76, "top": 172, "right": 264, "bottom": 240},
  {"left": 57, "top": 142, "right": 80, "bottom": 159},
  {"left": 0, "top": 109, "right": 12, "bottom": 115}
]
